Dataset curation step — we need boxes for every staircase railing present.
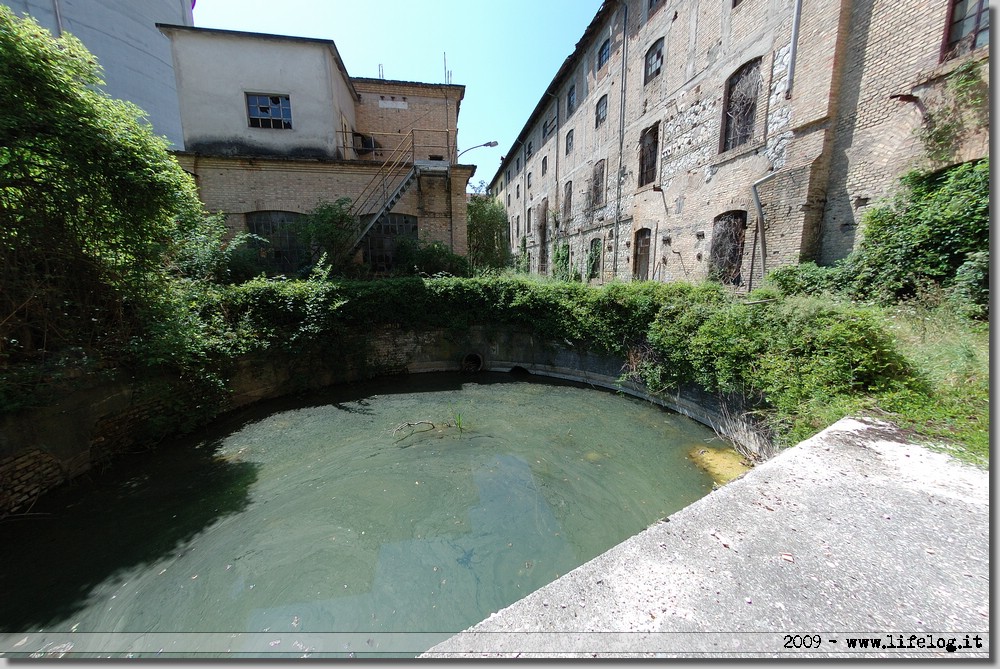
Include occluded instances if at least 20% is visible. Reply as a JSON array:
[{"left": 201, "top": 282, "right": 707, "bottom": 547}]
[{"left": 350, "top": 131, "right": 415, "bottom": 220}]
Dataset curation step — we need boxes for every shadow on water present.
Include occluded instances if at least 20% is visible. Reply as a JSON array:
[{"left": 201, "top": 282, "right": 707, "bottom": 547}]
[{"left": 0, "top": 436, "right": 259, "bottom": 632}]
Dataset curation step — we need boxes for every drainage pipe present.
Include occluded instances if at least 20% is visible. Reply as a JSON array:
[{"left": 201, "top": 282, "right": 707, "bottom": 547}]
[
  {"left": 750, "top": 171, "right": 777, "bottom": 289},
  {"left": 612, "top": 0, "right": 629, "bottom": 279},
  {"left": 785, "top": 0, "right": 803, "bottom": 99}
]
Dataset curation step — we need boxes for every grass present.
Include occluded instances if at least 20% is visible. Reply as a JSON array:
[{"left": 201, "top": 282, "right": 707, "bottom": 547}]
[{"left": 868, "top": 301, "right": 989, "bottom": 467}]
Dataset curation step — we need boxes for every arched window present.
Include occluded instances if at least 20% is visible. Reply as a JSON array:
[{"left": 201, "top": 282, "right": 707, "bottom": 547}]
[
  {"left": 721, "top": 58, "right": 762, "bottom": 152},
  {"left": 363, "top": 213, "right": 418, "bottom": 275},
  {"left": 245, "top": 210, "right": 306, "bottom": 275},
  {"left": 596, "top": 95, "right": 608, "bottom": 127},
  {"left": 644, "top": 38, "right": 664, "bottom": 84},
  {"left": 633, "top": 228, "right": 652, "bottom": 280},
  {"left": 638, "top": 123, "right": 659, "bottom": 187},
  {"left": 564, "top": 180, "right": 573, "bottom": 219},
  {"left": 592, "top": 159, "right": 606, "bottom": 206},
  {"left": 598, "top": 38, "right": 611, "bottom": 69},
  {"left": 588, "top": 237, "right": 602, "bottom": 279},
  {"left": 709, "top": 210, "right": 748, "bottom": 285}
]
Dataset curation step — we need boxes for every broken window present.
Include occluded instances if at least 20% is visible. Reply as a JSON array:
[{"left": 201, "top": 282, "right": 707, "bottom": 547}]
[
  {"left": 566, "top": 129, "right": 575, "bottom": 154},
  {"left": 564, "top": 180, "right": 573, "bottom": 220},
  {"left": 639, "top": 123, "right": 659, "bottom": 187},
  {"left": 245, "top": 210, "right": 306, "bottom": 274},
  {"left": 598, "top": 38, "right": 611, "bottom": 69},
  {"left": 246, "top": 93, "right": 292, "bottom": 129},
  {"left": 592, "top": 159, "right": 606, "bottom": 206},
  {"left": 633, "top": 228, "right": 652, "bottom": 280},
  {"left": 567, "top": 84, "right": 577, "bottom": 115},
  {"left": 721, "top": 59, "right": 762, "bottom": 152},
  {"left": 363, "top": 213, "right": 418, "bottom": 274},
  {"left": 708, "top": 210, "right": 748, "bottom": 285},
  {"left": 596, "top": 95, "right": 608, "bottom": 128},
  {"left": 644, "top": 38, "right": 664, "bottom": 84},
  {"left": 943, "top": 0, "right": 989, "bottom": 59}
]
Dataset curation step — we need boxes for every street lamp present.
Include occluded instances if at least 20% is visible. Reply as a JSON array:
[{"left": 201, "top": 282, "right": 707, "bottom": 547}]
[{"left": 457, "top": 140, "right": 498, "bottom": 161}]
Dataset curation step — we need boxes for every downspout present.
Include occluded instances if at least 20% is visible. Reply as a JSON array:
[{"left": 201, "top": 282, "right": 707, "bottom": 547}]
[
  {"left": 785, "top": 0, "right": 803, "bottom": 99},
  {"left": 612, "top": 0, "right": 629, "bottom": 278},
  {"left": 51, "top": 0, "right": 65, "bottom": 35},
  {"left": 750, "top": 171, "right": 776, "bottom": 290}
]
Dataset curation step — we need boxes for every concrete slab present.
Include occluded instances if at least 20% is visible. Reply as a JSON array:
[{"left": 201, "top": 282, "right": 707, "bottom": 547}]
[{"left": 422, "top": 417, "right": 990, "bottom": 659}]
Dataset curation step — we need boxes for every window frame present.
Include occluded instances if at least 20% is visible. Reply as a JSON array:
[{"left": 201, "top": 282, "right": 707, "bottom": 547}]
[
  {"left": 245, "top": 93, "right": 293, "bottom": 130},
  {"left": 596, "top": 95, "right": 608, "bottom": 128},
  {"left": 592, "top": 159, "right": 606, "bottom": 206},
  {"left": 567, "top": 84, "right": 578, "bottom": 115},
  {"left": 566, "top": 129, "right": 575, "bottom": 155},
  {"left": 720, "top": 58, "right": 762, "bottom": 153},
  {"left": 644, "top": 38, "right": 664, "bottom": 85},
  {"left": 941, "top": 0, "right": 989, "bottom": 59},
  {"left": 638, "top": 123, "right": 659, "bottom": 187},
  {"left": 597, "top": 38, "right": 611, "bottom": 69}
]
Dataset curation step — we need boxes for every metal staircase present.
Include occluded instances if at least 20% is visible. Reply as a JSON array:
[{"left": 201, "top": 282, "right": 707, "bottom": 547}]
[{"left": 348, "top": 131, "right": 450, "bottom": 253}]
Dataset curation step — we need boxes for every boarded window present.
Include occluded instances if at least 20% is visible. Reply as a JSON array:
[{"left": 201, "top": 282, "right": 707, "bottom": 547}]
[
  {"left": 709, "top": 210, "right": 748, "bottom": 285},
  {"left": 639, "top": 123, "right": 659, "bottom": 187},
  {"left": 721, "top": 59, "right": 762, "bottom": 152},
  {"left": 592, "top": 159, "right": 606, "bottom": 206},
  {"left": 633, "top": 228, "right": 652, "bottom": 280},
  {"left": 245, "top": 210, "right": 306, "bottom": 274}
]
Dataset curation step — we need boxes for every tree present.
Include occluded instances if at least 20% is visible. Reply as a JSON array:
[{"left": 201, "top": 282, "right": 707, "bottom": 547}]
[
  {"left": 466, "top": 194, "right": 510, "bottom": 272},
  {"left": 0, "top": 7, "right": 205, "bottom": 361}
]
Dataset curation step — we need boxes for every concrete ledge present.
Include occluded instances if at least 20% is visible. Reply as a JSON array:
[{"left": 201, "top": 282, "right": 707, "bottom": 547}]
[{"left": 422, "top": 417, "right": 989, "bottom": 659}]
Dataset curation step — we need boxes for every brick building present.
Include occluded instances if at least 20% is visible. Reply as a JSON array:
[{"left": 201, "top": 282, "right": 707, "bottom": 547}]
[
  {"left": 490, "top": 0, "right": 989, "bottom": 287},
  {"left": 159, "top": 25, "right": 475, "bottom": 274}
]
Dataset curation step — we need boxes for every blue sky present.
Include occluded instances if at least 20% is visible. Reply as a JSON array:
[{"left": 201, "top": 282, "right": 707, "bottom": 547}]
[{"left": 191, "top": 0, "right": 604, "bottom": 189}]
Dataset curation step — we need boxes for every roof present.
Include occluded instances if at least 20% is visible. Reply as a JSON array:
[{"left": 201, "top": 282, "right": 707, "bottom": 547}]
[{"left": 490, "top": 0, "right": 618, "bottom": 189}]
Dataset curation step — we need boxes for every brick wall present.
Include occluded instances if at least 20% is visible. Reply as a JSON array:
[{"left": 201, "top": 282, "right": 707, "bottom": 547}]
[{"left": 495, "top": 0, "right": 989, "bottom": 283}]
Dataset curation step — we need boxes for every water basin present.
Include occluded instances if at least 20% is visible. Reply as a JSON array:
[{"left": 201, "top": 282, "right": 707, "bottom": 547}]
[{"left": 0, "top": 372, "right": 730, "bottom": 658}]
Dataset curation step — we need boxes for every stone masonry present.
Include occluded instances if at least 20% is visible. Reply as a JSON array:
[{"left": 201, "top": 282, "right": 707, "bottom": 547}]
[{"left": 491, "top": 0, "right": 989, "bottom": 287}]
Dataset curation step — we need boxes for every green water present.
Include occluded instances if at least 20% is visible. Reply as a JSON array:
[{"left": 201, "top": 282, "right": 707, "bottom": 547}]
[{"left": 0, "top": 373, "right": 725, "bottom": 657}]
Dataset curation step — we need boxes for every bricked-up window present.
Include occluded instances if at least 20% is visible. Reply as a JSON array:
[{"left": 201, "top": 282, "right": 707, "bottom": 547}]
[
  {"left": 245, "top": 211, "right": 306, "bottom": 274},
  {"left": 638, "top": 123, "right": 659, "bottom": 187},
  {"left": 246, "top": 93, "right": 292, "bottom": 129},
  {"left": 721, "top": 58, "right": 762, "bottom": 152},
  {"left": 644, "top": 38, "right": 664, "bottom": 84},
  {"left": 596, "top": 95, "right": 608, "bottom": 127},
  {"left": 567, "top": 85, "right": 577, "bottom": 115},
  {"left": 633, "top": 228, "right": 652, "bottom": 280},
  {"left": 592, "top": 159, "right": 606, "bottom": 206},
  {"left": 563, "top": 180, "right": 573, "bottom": 219},
  {"left": 943, "top": 0, "right": 989, "bottom": 59},
  {"left": 709, "top": 210, "right": 748, "bottom": 285},
  {"left": 598, "top": 38, "right": 611, "bottom": 69},
  {"left": 566, "top": 129, "right": 575, "bottom": 154}
]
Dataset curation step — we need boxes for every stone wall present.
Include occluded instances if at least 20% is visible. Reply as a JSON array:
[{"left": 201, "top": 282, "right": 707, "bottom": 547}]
[{"left": 0, "top": 326, "right": 773, "bottom": 518}]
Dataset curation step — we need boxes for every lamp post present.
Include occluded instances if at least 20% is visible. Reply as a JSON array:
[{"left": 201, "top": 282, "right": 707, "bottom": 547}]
[{"left": 457, "top": 140, "right": 498, "bottom": 161}]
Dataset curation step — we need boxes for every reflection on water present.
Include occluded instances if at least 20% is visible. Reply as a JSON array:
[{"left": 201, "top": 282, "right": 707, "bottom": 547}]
[{"left": 0, "top": 373, "right": 726, "bottom": 658}]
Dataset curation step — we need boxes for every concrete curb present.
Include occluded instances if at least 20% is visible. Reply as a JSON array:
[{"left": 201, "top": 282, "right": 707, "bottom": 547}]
[{"left": 422, "top": 417, "right": 990, "bottom": 659}]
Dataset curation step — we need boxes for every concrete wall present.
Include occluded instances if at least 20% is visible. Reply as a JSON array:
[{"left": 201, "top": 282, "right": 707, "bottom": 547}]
[
  {"left": 7, "top": 0, "right": 192, "bottom": 147},
  {"left": 0, "top": 326, "right": 771, "bottom": 518},
  {"left": 162, "top": 26, "right": 356, "bottom": 160}
]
